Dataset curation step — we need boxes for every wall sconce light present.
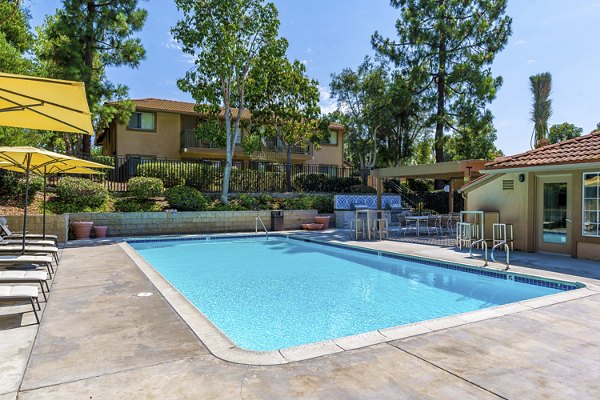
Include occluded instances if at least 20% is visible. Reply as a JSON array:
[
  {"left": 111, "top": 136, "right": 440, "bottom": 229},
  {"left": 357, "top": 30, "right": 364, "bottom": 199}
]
[{"left": 518, "top": 173, "right": 525, "bottom": 183}]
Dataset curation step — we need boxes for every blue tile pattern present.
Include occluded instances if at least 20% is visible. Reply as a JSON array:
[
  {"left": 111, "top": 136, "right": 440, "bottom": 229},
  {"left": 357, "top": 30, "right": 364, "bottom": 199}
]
[
  {"left": 126, "top": 234, "right": 581, "bottom": 292},
  {"left": 334, "top": 194, "right": 401, "bottom": 210}
]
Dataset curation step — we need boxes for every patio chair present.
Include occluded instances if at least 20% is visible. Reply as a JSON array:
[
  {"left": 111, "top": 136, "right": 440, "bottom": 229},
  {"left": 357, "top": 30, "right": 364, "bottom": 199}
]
[
  {"left": 0, "top": 270, "right": 50, "bottom": 301},
  {"left": 427, "top": 215, "right": 442, "bottom": 236},
  {"left": 0, "top": 223, "right": 58, "bottom": 245},
  {"left": 0, "top": 285, "right": 41, "bottom": 324},
  {"left": 0, "top": 255, "right": 55, "bottom": 278},
  {"left": 403, "top": 215, "right": 419, "bottom": 236},
  {"left": 0, "top": 245, "right": 60, "bottom": 265},
  {"left": 0, "top": 236, "right": 56, "bottom": 247}
]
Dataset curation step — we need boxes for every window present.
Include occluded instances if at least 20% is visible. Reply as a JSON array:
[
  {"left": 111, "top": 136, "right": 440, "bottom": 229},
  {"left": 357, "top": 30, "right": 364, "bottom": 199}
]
[
  {"left": 321, "top": 130, "right": 338, "bottom": 145},
  {"left": 583, "top": 172, "right": 600, "bottom": 237},
  {"left": 128, "top": 112, "right": 156, "bottom": 131}
]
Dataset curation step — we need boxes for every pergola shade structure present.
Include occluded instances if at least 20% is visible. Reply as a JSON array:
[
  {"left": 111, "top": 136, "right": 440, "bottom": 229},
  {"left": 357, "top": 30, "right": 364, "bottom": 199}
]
[{"left": 371, "top": 160, "right": 489, "bottom": 211}]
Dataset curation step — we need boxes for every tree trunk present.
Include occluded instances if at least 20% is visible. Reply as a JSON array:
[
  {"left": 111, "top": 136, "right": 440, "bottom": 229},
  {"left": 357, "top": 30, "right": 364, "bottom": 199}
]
[
  {"left": 81, "top": 0, "right": 95, "bottom": 156},
  {"left": 285, "top": 144, "right": 292, "bottom": 192},
  {"left": 434, "top": 3, "right": 446, "bottom": 190},
  {"left": 221, "top": 105, "right": 232, "bottom": 204}
]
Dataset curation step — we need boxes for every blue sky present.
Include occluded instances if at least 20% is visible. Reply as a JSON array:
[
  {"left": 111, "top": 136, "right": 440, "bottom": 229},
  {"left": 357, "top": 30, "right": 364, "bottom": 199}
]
[{"left": 27, "top": 0, "right": 600, "bottom": 156}]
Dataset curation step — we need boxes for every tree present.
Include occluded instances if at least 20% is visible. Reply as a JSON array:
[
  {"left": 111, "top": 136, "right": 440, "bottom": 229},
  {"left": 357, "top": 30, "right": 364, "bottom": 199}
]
[
  {"left": 548, "top": 122, "right": 582, "bottom": 144},
  {"left": 248, "top": 58, "right": 328, "bottom": 191},
  {"left": 173, "top": 0, "right": 285, "bottom": 203},
  {"left": 372, "top": 0, "right": 511, "bottom": 176},
  {"left": 330, "top": 57, "right": 388, "bottom": 183},
  {"left": 377, "top": 71, "right": 428, "bottom": 167},
  {"left": 446, "top": 121, "right": 502, "bottom": 160},
  {"left": 529, "top": 72, "right": 552, "bottom": 147},
  {"left": 36, "top": 1, "right": 147, "bottom": 155},
  {"left": 0, "top": 0, "right": 34, "bottom": 74}
]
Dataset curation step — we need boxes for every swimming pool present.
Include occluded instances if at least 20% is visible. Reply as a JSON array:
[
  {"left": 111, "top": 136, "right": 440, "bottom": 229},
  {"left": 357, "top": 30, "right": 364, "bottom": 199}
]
[{"left": 128, "top": 236, "right": 578, "bottom": 352}]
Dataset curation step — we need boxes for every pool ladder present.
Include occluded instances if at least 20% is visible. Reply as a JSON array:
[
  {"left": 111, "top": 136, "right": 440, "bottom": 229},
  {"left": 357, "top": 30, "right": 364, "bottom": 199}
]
[
  {"left": 255, "top": 216, "right": 269, "bottom": 240},
  {"left": 469, "top": 239, "right": 510, "bottom": 270}
]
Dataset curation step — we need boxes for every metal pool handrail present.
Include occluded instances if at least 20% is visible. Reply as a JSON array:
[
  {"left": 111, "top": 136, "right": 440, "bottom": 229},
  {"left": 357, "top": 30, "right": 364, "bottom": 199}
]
[
  {"left": 469, "top": 238, "right": 488, "bottom": 267},
  {"left": 491, "top": 241, "right": 510, "bottom": 270},
  {"left": 255, "top": 216, "right": 269, "bottom": 240}
]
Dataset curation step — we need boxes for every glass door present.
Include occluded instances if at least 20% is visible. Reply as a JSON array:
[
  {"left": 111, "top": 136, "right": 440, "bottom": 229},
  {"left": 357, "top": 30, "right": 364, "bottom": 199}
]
[{"left": 536, "top": 175, "right": 571, "bottom": 254}]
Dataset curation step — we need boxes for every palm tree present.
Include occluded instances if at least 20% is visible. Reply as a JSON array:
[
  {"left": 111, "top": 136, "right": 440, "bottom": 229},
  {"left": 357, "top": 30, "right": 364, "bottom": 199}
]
[{"left": 529, "top": 72, "right": 552, "bottom": 148}]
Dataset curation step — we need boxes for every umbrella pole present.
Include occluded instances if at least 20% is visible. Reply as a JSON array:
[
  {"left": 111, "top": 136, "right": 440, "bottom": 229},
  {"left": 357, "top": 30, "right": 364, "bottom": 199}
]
[
  {"left": 43, "top": 166, "right": 47, "bottom": 239},
  {"left": 22, "top": 154, "right": 32, "bottom": 254}
]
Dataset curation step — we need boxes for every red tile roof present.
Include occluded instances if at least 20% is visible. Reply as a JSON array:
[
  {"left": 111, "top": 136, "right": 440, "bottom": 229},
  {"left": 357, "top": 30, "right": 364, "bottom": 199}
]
[
  {"left": 485, "top": 131, "right": 600, "bottom": 170},
  {"left": 127, "top": 98, "right": 345, "bottom": 130},
  {"left": 131, "top": 98, "right": 252, "bottom": 120}
]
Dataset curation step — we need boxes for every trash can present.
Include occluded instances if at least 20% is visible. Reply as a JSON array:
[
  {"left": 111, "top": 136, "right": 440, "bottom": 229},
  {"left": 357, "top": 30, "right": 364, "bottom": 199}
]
[{"left": 271, "top": 210, "right": 284, "bottom": 231}]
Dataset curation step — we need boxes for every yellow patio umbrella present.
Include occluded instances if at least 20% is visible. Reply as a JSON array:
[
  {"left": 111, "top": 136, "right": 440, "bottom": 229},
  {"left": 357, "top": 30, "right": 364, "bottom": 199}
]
[
  {"left": 0, "top": 147, "right": 112, "bottom": 245},
  {"left": 0, "top": 72, "right": 94, "bottom": 135}
]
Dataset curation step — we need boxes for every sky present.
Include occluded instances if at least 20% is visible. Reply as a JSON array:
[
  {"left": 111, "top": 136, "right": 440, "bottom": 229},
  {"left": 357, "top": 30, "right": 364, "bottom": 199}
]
[{"left": 25, "top": 0, "right": 600, "bottom": 156}]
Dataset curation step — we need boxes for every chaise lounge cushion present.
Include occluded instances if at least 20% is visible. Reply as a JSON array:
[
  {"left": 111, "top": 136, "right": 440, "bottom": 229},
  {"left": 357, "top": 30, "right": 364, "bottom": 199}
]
[{"left": 0, "top": 285, "right": 38, "bottom": 300}]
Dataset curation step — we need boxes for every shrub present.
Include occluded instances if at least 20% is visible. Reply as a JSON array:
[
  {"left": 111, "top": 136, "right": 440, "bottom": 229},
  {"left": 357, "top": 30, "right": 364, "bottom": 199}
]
[
  {"left": 128, "top": 177, "right": 164, "bottom": 199},
  {"left": 164, "top": 185, "right": 208, "bottom": 211},
  {"left": 284, "top": 194, "right": 313, "bottom": 210},
  {"left": 0, "top": 171, "right": 43, "bottom": 203},
  {"left": 310, "top": 195, "right": 334, "bottom": 213},
  {"left": 293, "top": 173, "right": 360, "bottom": 193},
  {"left": 136, "top": 162, "right": 185, "bottom": 188},
  {"left": 349, "top": 184, "right": 377, "bottom": 194},
  {"left": 51, "top": 177, "right": 109, "bottom": 212}
]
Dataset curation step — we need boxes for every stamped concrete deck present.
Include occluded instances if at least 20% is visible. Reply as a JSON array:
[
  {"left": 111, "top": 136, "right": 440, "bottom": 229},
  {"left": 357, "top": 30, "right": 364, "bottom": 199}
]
[{"left": 2, "top": 231, "right": 600, "bottom": 399}]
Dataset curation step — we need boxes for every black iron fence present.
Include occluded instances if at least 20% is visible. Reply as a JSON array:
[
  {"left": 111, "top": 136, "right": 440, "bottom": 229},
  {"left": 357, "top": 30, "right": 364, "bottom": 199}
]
[{"left": 84, "top": 155, "right": 358, "bottom": 193}]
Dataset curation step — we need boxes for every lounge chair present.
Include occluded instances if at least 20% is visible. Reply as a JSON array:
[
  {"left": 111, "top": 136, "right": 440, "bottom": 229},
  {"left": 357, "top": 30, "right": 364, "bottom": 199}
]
[
  {"left": 0, "top": 236, "right": 56, "bottom": 247},
  {"left": 0, "top": 255, "right": 55, "bottom": 278},
  {"left": 0, "top": 270, "right": 50, "bottom": 301},
  {"left": 0, "top": 245, "right": 60, "bottom": 265},
  {"left": 0, "top": 285, "right": 41, "bottom": 324},
  {"left": 0, "top": 223, "right": 58, "bottom": 245}
]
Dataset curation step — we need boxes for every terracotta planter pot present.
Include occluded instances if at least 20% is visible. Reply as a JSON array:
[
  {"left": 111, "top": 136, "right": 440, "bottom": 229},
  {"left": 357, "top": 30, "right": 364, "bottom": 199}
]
[
  {"left": 314, "top": 216, "right": 330, "bottom": 229},
  {"left": 94, "top": 226, "right": 108, "bottom": 238},
  {"left": 71, "top": 221, "right": 93, "bottom": 240},
  {"left": 302, "top": 223, "right": 323, "bottom": 230}
]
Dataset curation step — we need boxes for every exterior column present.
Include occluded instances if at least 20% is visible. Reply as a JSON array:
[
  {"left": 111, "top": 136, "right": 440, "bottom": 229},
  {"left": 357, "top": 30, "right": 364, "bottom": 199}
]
[
  {"left": 448, "top": 180, "right": 454, "bottom": 213},
  {"left": 376, "top": 177, "right": 383, "bottom": 209}
]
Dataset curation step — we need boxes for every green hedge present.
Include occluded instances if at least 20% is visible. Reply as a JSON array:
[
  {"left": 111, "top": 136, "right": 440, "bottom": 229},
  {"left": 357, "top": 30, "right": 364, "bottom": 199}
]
[
  {"left": 164, "top": 185, "right": 208, "bottom": 211},
  {"left": 293, "top": 173, "right": 361, "bottom": 193},
  {"left": 0, "top": 170, "right": 43, "bottom": 204},
  {"left": 128, "top": 177, "right": 164, "bottom": 198},
  {"left": 114, "top": 198, "right": 163, "bottom": 212},
  {"left": 49, "top": 177, "right": 109, "bottom": 213}
]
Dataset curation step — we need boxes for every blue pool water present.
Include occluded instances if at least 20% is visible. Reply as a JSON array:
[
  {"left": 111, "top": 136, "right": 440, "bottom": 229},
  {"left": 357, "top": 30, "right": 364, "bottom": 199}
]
[{"left": 129, "top": 237, "right": 567, "bottom": 351}]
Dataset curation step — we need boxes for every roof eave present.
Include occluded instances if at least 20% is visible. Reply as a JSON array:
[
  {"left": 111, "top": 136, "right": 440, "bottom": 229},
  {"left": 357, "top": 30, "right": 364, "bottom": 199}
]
[{"left": 481, "top": 160, "right": 600, "bottom": 174}]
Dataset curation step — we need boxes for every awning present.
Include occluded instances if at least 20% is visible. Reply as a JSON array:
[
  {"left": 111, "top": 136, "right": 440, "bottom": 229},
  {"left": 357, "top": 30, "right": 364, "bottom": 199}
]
[
  {"left": 371, "top": 160, "right": 489, "bottom": 181},
  {"left": 0, "top": 72, "right": 94, "bottom": 135}
]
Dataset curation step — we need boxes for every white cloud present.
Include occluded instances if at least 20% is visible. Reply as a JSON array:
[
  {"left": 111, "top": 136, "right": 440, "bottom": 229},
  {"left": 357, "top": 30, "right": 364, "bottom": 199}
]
[
  {"left": 527, "top": 59, "right": 536, "bottom": 64},
  {"left": 162, "top": 34, "right": 194, "bottom": 64},
  {"left": 306, "top": 48, "right": 313, "bottom": 54},
  {"left": 515, "top": 39, "right": 526, "bottom": 45},
  {"left": 319, "top": 86, "right": 337, "bottom": 115}
]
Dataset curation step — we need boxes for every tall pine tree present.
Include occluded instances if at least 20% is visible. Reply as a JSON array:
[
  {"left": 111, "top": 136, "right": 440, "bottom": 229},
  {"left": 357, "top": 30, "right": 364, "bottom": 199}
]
[
  {"left": 372, "top": 0, "right": 511, "bottom": 176},
  {"left": 37, "top": 1, "right": 147, "bottom": 155}
]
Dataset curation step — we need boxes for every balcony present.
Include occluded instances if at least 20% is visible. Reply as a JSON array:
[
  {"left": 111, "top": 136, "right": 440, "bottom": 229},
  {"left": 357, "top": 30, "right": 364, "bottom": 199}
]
[{"left": 181, "top": 130, "right": 312, "bottom": 155}]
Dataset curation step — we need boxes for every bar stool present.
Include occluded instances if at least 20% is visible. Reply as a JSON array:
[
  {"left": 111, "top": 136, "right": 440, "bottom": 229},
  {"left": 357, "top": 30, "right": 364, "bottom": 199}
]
[
  {"left": 493, "top": 223, "right": 514, "bottom": 250},
  {"left": 349, "top": 219, "right": 366, "bottom": 240},
  {"left": 374, "top": 218, "right": 389, "bottom": 240},
  {"left": 456, "top": 222, "right": 472, "bottom": 249}
]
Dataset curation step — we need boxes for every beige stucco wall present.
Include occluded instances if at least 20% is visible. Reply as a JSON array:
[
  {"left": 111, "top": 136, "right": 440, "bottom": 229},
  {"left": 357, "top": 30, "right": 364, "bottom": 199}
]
[
  {"left": 308, "top": 130, "right": 344, "bottom": 167},
  {"left": 115, "top": 111, "right": 181, "bottom": 159},
  {"left": 466, "top": 169, "right": 600, "bottom": 260},
  {"left": 465, "top": 172, "right": 530, "bottom": 251}
]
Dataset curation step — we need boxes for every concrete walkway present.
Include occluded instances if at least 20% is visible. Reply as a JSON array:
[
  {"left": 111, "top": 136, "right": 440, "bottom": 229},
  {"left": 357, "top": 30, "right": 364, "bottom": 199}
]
[{"left": 3, "top": 234, "right": 600, "bottom": 399}]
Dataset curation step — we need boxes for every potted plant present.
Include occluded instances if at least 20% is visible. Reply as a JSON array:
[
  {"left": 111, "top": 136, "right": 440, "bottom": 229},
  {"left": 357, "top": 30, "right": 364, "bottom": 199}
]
[
  {"left": 71, "top": 221, "right": 94, "bottom": 240},
  {"left": 93, "top": 225, "right": 108, "bottom": 238}
]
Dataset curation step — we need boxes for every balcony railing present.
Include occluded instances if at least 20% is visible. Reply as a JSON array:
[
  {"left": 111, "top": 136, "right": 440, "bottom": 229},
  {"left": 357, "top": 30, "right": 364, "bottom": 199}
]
[{"left": 181, "top": 130, "right": 311, "bottom": 155}]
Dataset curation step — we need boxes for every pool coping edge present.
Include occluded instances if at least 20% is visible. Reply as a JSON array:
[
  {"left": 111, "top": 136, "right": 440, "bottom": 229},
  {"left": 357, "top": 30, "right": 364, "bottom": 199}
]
[{"left": 118, "top": 237, "right": 594, "bottom": 366}]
